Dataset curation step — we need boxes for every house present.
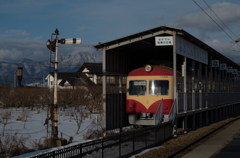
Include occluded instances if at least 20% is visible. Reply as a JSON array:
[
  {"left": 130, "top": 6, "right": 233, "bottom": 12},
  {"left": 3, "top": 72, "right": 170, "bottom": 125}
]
[
  {"left": 45, "top": 72, "right": 77, "bottom": 89},
  {"left": 58, "top": 74, "right": 95, "bottom": 89},
  {"left": 48, "top": 63, "right": 127, "bottom": 90},
  {"left": 77, "top": 63, "right": 103, "bottom": 84},
  {"left": 77, "top": 63, "right": 127, "bottom": 85}
]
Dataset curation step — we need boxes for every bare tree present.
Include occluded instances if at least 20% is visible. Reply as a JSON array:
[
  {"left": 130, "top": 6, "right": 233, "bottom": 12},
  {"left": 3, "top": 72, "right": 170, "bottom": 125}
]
[
  {"left": 0, "top": 109, "right": 12, "bottom": 136},
  {"left": 58, "top": 89, "right": 73, "bottom": 111},
  {"left": 0, "top": 132, "right": 30, "bottom": 157},
  {"left": 22, "top": 110, "right": 31, "bottom": 129},
  {"left": 70, "top": 108, "right": 87, "bottom": 134},
  {"left": 87, "top": 85, "right": 103, "bottom": 114}
]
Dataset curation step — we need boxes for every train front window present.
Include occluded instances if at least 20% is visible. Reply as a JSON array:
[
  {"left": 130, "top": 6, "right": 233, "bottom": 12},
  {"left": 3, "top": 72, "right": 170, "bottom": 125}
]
[
  {"left": 149, "top": 80, "right": 169, "bottom": 96},
  {"left": 129, "top": 80, "right": 147, "bottom": 96}
]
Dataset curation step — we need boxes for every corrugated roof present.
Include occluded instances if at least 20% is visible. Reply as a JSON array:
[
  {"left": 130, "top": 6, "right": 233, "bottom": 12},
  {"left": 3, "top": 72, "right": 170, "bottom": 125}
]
[{"left": 93, "top": 25, "right": 240, "bottom": 69}]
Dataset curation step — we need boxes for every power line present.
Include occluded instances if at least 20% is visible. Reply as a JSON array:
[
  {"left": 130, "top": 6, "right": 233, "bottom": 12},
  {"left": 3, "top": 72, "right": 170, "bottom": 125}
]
[
  {"left": 202, "top": 0, "right": 239, "bottom": 39},
  {"left": 193, "top": 0, "right": 240, "bottom": 49}
]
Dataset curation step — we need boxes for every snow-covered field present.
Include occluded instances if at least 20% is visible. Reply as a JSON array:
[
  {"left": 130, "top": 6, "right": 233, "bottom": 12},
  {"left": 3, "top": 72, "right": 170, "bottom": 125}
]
[
  {"left": 1, "top": 107, "right": 160, "bottom": 158},
  {"left": 0, "top": 107, "right": 99, "bottom": 158}
]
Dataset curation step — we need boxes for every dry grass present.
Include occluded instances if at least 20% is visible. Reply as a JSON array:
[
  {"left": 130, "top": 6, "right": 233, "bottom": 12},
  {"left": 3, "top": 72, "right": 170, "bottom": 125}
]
[
  {"left": 0, "top": 132, "right": 34, "bottom": 157},
  {"left": 137, "top": 117, "right": 238, "bottom": 158}
]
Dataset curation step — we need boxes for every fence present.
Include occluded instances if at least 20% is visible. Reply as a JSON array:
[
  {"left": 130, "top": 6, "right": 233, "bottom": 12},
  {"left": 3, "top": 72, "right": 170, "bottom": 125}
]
[
  {"left": 169, "top": 99, "right": 177, "bottom": 124},
  {"left": 30, "top": 121, "right": 172, "bottom": 158},
  {"left": 155, "top": 99, "right": 163, "bottom": 125},
  {"left": 178, "top": 92, "right": 240, "bottom": 113}
]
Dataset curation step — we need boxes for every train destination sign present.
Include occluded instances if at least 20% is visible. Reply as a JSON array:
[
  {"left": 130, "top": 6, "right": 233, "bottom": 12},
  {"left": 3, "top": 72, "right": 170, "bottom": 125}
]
[
  {"left": 155, "top": 37, "right": 173, "bottom": 46},
  {"left": 220, "top": 64, "right": 227, "bottom": 70},
  {"left": 176, "top": 36, "right": 208, "bottom": 65},
  {"left": 227, "top": 67, "right": 232, "bottom": 73},
  {"left": 232, "top": 69, "right": 237, "bottom": 74},
  {"left": 212, "top": 60, "right": 219, "bottom": 67},
  {"left": 134, "top": 81, "right": 146, "bottom": 86}
]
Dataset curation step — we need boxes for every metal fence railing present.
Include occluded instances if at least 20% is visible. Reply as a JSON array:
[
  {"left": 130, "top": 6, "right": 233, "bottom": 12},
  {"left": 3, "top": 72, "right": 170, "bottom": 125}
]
[
  {"left": 178, "top": 92, "right": 240, "bottom": 113},
  {"left": 30, "top": 121, "right": 172, "bottom": 158},
  {"left": 169, "top": 99, "right": 177, "bottom": 123},
  {"left": 155, "top": 98, "right": 163, "bottom": 125}
]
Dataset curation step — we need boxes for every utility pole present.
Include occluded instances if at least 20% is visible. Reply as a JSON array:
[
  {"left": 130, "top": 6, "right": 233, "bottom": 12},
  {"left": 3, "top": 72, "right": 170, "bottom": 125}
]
[
  {"left": 34, "top": 77, "right": 36, "bottom": 86},
  {"left": 43, "top": 75, "right": 45, "bottom": 87},
  {"left": 230, "top": 38, "right": 240, "bottom": 52},
  {"left": 53, "top": 28, "right": 59, "bottom": 139},
  {"left": 14, "top": 70, "right": 17, "bottom": 88}
]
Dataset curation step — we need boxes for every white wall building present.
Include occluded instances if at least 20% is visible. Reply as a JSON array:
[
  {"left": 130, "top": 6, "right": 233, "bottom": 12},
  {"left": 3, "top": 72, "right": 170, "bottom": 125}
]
[{"left": 45, "top": 72, "right": 77, "bottom": 89}]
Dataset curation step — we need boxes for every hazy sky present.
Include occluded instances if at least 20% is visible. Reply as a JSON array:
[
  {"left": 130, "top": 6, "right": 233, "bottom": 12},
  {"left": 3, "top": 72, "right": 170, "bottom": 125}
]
[{"left": 1, "top": 0, "right": 240, "bottom": 63}]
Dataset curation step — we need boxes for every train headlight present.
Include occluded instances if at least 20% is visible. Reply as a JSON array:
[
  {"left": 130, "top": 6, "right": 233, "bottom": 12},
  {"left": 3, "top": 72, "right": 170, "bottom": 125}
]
[{"left": 145, "top": 65, "right": 152, "bottom": 72}]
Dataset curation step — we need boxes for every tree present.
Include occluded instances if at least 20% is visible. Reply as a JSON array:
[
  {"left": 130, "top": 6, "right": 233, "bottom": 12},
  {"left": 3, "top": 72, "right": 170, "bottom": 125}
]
[
  {"left": 21, "top": 110, "right": 31, "bottom": 129},
  {"left": 0, "top": 109, "right": 12, "bottom": 136},
  {"left": 70, "top": 109, "right": 87, "bottom": 134},
  {"left": 58, "top": 89, "right": 73, "bottom": 111},
  {"left": 87, "top": 85, "right": 103, "bottom": 114}
]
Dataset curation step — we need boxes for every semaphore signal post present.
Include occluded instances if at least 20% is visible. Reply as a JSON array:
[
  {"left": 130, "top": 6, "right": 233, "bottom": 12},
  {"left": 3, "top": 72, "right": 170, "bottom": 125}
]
[{"left": 46, "top": 29, "right": 81, "bottom": 147}]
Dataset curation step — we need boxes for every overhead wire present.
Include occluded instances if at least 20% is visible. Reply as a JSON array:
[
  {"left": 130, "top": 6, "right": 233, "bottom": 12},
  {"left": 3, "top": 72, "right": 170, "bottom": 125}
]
[
  {"left": 202, "top": 0, "right": 239, "bottom": 39},
  {"left": 193, "top": 0, "right": 240, "bottom": 49}
]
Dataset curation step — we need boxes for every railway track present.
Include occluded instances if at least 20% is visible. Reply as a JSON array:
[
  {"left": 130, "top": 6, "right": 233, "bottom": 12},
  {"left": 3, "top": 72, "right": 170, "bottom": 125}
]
[
  {"left": 136, "top": 116, "right": 240, "bottom": 158},
  {"left": 166, "top": 117, "right": 240, "bottom": 158}
]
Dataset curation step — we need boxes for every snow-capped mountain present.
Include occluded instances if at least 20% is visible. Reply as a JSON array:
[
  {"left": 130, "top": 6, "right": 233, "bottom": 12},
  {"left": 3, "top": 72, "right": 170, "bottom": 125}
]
[{"left": 0, "top": 52, "right": 102, "bottom": 85}]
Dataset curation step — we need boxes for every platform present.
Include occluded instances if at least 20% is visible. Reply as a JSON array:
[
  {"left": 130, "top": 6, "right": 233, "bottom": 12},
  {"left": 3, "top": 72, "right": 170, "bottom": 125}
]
[{"left": 182, "top": 118, "right": 240, "bottom": 158}]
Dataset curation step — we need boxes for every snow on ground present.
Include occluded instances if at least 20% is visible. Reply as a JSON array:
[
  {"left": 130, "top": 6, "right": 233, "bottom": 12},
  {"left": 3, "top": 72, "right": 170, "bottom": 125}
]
[
  {"left": 129, "top": 146, "right": 164, "bottom": 158},
  {"left": 0, "top": 107, "right": 99, "bottom": 158}
]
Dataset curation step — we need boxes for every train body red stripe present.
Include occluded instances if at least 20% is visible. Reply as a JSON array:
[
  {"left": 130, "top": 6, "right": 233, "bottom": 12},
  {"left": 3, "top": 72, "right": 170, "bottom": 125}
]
[{"left": 126, "top": 99, "right": 173, "bottom": 114}]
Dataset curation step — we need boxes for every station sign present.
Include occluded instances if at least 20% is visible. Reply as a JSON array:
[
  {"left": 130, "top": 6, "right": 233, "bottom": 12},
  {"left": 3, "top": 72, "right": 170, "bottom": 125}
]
[
  {"left": 220, "top": 64, "right": 227, "bottom": 70},
  {"left": 212, "top": 60, "right": 219, "bottom": 67},
  {"left": 227, "top": 67, "right": 232, "bottom": 73},
  {"left": 238, "top": 71, "right": 240, "bottom": 76},
  {"left": 176, "top": 36, "right": 208, "bottom": 65},
  {"left": 232, "top": 69, "right": 237, "bottom": 74},
  {"left": 155, "top": 36, "right": 173, "bottom": 46}
]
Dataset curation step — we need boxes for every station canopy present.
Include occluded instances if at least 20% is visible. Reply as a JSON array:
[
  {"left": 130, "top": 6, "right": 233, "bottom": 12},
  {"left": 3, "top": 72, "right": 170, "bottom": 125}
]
[{"left": 94, "top": 25, "right": 240, "bottom": 75}]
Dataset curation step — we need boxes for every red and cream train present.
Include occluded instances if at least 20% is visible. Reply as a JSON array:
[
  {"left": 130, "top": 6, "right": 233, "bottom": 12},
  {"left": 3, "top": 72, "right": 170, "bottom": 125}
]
[{"left": 126, "top": 65, "right": 174, "bottom": 125}]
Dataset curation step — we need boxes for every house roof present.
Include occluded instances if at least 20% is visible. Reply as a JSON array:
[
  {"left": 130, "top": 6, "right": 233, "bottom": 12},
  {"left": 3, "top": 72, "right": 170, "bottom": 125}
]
[
  {"left": 77, "top": 63, "right": 102, "bottom": 74},
  {"left": 59, "top": 74, "right": 95, "bottom": 87},
  {"left": 49, "top": 72, "right": 78, "bottom": 79}
]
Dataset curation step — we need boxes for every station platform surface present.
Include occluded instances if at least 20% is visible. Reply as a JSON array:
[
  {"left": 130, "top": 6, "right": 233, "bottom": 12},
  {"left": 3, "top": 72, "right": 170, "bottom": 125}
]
[{"left": 182, "top": 118, "right": 240, "bottom": 158}]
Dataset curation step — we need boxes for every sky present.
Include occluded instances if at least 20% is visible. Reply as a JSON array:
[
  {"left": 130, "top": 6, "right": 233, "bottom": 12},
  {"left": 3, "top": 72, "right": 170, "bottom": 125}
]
[{"left": 1, "top": 0, "right": 240, "bottom": 63}]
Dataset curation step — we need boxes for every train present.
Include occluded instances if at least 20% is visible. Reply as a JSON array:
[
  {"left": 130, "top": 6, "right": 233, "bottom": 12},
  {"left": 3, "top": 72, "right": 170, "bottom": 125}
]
[{"left": 126, "top": 65, "right": 174, "bottom": 125}]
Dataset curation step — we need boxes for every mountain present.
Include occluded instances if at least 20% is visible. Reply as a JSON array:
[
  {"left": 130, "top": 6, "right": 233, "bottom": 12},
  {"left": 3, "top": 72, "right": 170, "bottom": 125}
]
[{"left": 0, "top": 52, "right": 102, "bottom": 85}]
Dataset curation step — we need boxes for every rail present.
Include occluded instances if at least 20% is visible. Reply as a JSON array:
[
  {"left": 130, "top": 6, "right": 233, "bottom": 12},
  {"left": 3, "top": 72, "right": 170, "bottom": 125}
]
[{"left": 155, "top": 98, "right": 163, "bottom": 125}]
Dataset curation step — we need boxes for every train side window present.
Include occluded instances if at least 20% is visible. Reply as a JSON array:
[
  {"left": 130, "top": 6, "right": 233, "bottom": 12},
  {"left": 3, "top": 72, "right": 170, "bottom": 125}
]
[
  {"left": 149, "top": 80, "right": 169, "bottom": 96},
  {"left": 129, "top": 80, "right": 147, "bottom": 96}
]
